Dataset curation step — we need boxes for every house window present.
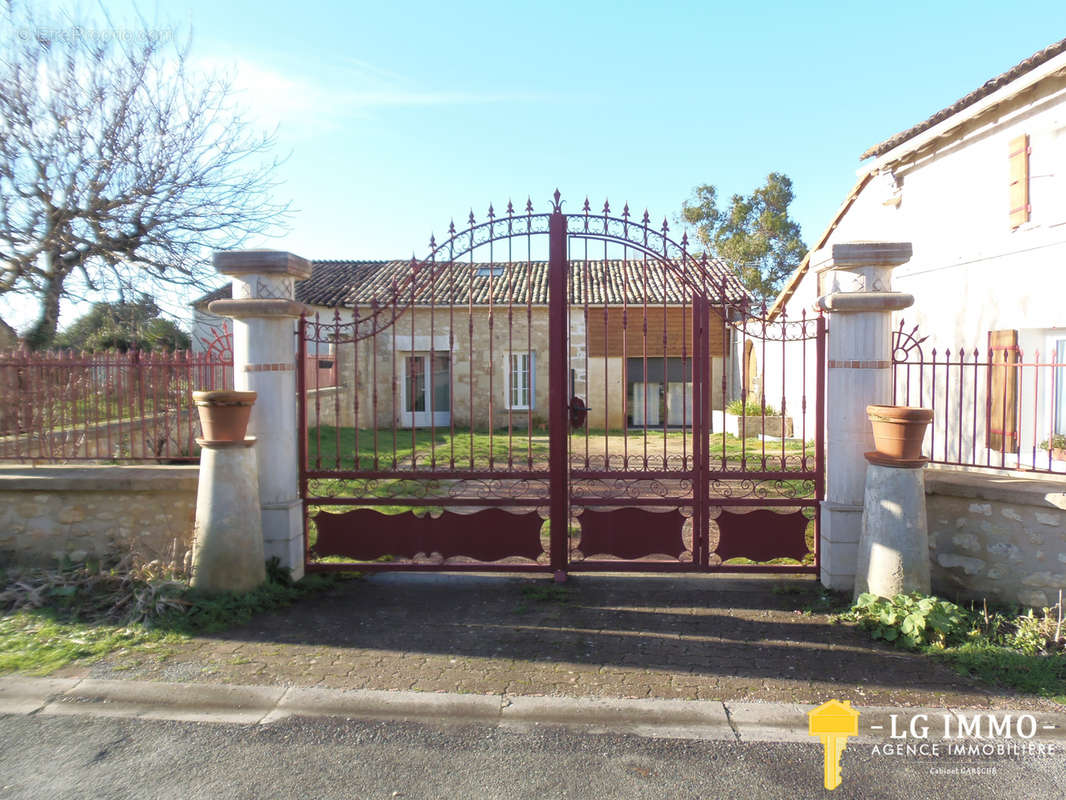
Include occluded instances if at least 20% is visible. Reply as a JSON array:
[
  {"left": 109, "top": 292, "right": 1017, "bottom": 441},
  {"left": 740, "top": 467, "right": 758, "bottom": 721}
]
[
  {"left": 476, "top": 265, "right": 505, "bottom": 278},
  {"left": 509, "top": 352, "right": 535, "bottom": 409}
]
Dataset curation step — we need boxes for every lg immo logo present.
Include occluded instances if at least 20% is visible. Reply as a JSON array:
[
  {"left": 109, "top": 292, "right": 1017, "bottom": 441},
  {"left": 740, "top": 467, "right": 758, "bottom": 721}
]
[
  {"left": 807, "top": 701, "right": 1058, "bottom": 790},
  {"left": 808, "top": 700, "right": 859, "bottom": 790}
]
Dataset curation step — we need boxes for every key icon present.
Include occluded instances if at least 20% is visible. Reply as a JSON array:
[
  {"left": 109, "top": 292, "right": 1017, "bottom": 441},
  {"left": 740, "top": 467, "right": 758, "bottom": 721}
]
[{"left": 808, "top": 700, "right": 859, "bottom": 790}]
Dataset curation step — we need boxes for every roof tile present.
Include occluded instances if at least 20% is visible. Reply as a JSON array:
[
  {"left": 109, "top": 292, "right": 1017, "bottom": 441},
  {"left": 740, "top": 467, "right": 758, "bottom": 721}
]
[{"left": 195, "top": 258, "right": 748, "bottom": 309}]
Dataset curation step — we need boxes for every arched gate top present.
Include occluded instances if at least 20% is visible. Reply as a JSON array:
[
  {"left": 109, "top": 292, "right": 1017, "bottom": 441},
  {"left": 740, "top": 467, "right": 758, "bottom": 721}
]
[{"left": 308, "top": 191, "right": 814, "bottom": 343}]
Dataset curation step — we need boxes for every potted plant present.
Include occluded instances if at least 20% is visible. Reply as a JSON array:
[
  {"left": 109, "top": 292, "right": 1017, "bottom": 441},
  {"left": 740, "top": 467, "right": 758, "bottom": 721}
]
[
  {"left": 1040, "top": 434, "right": 1066, "bottom": 463},
  {"left": 866, "top": 405, "right": 934, "bottom": 461},
  {"left": 193, "top": 390, "right": 257, "bottom": 442}
]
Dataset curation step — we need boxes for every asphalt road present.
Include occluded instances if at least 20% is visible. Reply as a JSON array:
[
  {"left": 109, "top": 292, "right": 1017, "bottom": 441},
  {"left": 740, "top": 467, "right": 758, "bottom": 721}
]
[{"left": 1, "top": 712, "right": 1063, "bottom": 800}]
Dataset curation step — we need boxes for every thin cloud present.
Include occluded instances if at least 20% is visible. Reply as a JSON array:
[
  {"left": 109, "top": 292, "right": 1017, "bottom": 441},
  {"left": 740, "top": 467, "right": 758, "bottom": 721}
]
[{"left": 193, "top": 54, "right": 547, "bottom": 139}]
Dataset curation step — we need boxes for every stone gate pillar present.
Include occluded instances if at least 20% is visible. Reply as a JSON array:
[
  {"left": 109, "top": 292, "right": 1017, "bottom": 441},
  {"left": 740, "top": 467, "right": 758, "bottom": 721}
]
[
  {"left": 209, "top": 251, "right": 311, "bottom": 580},
  {"left": 815, "top": 242, "right": 913, "bottom": 591}
]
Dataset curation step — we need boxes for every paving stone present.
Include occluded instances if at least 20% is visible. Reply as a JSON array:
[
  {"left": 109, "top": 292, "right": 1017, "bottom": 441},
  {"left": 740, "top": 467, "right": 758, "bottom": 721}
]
[{"left": 43, "top": 573, "right": 1062, "bottom": 712}]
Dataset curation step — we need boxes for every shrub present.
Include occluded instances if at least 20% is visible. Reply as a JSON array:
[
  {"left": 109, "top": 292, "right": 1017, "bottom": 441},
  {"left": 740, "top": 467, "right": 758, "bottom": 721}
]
[
  {"left": 1039, "top": 434, "right": 1066, "bottom": 451},
  {"left": 726, "top": 398, "right": 779, "bottom": 417},
  {"left": 840, "top": 592, "right": 972, "bottom": 650}
]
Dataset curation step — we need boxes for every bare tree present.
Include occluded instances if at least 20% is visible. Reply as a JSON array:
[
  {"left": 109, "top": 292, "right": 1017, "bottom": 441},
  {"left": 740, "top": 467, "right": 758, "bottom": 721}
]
[{"left": 0, "top": 2, "right": 290, "bottom": 348}]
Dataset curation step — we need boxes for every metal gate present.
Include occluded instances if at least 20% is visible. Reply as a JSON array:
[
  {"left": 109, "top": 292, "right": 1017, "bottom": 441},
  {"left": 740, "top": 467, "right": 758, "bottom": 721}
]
[{"left": 299, "top": 191, "right": 823, "bottom": 576}]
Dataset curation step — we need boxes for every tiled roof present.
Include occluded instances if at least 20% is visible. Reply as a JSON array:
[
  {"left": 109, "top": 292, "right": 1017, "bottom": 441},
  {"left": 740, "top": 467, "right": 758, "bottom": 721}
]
[
  {"left": 860, "top": 37, "right": 1066, "bottom": 161},
  {"left": 194, "top": 258, "right": 749, "bottom": 309}
]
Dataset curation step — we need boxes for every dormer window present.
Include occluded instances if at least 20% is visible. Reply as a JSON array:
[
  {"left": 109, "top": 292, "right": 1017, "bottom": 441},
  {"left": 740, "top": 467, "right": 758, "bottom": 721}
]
[{"left": 475, "top": 266, "right": 505, "bottom": 278}]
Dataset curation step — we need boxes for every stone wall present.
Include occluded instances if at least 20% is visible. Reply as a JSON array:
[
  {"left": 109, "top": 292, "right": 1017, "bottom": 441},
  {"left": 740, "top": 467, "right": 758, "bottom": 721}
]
[
  {"left": 0, "top": 466, "right": 198, "bottom": 566},
  {"left": 926, "top": 468, "right": 1066, "bottom": 607}
]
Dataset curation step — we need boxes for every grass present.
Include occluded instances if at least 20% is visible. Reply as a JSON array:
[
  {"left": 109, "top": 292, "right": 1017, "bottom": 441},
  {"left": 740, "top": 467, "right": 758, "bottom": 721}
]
[
  {"left": 839, "top": 592, "right": 1066, "bottom": 703},
  {"left": 0, "top": 558, "right": 348, "bottom": 676},
  {"left": 937, "top": 641, "right": 1066, "bottom": 701},
  {"left": 0, "top": 613, "right": 183, "bottom": 675},
  {"left": 307, "top": 425, "right": 549, "bottom": 470},
  {"left": 307, "top": 425, "right": 812, "bottom": 472}
]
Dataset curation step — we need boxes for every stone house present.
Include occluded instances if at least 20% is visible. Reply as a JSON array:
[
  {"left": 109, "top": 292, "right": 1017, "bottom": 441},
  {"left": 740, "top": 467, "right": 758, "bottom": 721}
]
[{"left": 194, "top": 259, "right": 747, "bottom": 431}]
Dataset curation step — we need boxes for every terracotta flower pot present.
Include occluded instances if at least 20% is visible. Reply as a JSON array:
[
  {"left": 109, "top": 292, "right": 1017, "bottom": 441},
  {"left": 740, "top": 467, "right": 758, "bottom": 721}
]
[
  {"left": 867, "top": 405, "right": 933, "bottom": 461},
  {"left": 193, "top": 390, "right": 257, "bottom": 442}
]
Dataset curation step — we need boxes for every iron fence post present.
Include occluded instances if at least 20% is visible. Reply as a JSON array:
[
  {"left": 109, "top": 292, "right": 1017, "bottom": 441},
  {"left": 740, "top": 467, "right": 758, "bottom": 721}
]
[{"left": 549, "top": 201, "right": 569, "bottom": 579}]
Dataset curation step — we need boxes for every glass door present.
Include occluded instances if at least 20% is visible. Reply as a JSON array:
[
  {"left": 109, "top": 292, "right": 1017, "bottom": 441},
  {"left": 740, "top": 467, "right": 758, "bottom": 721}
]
[{"left": 403, "top": 353, "right": 451, "bottom": 427}]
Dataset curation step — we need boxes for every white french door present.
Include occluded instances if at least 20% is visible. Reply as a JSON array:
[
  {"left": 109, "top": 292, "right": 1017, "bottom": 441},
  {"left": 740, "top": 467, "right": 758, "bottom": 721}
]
[{"left": 402, "top": 353, "right": 451, "bottom": 427}]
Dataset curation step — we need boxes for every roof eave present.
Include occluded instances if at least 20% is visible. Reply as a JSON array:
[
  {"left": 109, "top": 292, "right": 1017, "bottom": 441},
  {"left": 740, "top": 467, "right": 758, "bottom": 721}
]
[{"left": 862, "top": 49, "right": 1066, "bottom": 170}]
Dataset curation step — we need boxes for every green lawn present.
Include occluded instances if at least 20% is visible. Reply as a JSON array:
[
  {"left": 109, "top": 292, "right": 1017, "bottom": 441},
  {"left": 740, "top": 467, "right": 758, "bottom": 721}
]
[
  {"left": 0, "top": 565, "right": 343, "bottom": 676},
  {"left": 306, "top": 425, "right": 549, "bottom": 470},
  {"left": 306, "top": 425, "right": 811, "bottom": 472}
]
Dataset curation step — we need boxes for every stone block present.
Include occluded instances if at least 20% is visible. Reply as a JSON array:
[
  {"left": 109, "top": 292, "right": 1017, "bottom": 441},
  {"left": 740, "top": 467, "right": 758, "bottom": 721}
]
[
  {"left": 856, "top": 464, "right": 929, "bottom": 598},
  {"left": 936, "top": 553, "right": 986, "bottom": 575}
]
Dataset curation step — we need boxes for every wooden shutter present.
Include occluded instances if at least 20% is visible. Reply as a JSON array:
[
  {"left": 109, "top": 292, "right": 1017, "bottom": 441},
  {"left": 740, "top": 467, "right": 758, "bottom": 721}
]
[
  {"left": 987, "top": 329, "right": 1020, "bottom": 453},
  {"left": 1008, "top": 134, "right": 1030, "bottom": 229}
]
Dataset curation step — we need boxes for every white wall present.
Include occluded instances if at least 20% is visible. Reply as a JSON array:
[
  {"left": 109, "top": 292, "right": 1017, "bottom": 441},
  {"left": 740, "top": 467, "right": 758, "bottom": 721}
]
[
  {"left": 826, "top": 76, "right": 1066, "bottom": 344},
  {"left": 745, "top": 317, "right": 821, "bottom": 443},
  {"left": 190, "top": 308, "right": 231, "bottom": 354},
  {"left": 781, "top": 72, "right": 1066, "bottom": 464}
]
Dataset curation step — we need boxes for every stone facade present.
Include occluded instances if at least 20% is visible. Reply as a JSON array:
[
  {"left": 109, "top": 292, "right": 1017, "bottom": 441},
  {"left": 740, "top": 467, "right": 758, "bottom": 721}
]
[
  {"left": 312, "top": 304, "right": 730, "bottom": 432},
  {"left": 926, "top": 468, "right": 1066, "bottom": 607},
  {"left": 318, "top": 307, "right": 555, "bottom": 431},
  {"left": 0, "top": 466, "right": 198, "bottom": 566}
]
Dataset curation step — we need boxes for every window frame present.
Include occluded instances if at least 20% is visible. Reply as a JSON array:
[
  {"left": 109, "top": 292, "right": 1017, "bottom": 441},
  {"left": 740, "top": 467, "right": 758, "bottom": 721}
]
[{"left": 506, "top": 351, "right": 536, "bottom": 411}]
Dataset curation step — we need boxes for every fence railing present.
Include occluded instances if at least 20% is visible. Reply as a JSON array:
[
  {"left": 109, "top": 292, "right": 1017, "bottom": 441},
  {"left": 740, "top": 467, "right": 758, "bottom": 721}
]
[
  {"left": 892, "top": 321, "right": 1066, "bottom": 475},
  {"left": 0, "top": 347, "right": 233, "bottom": 463}
]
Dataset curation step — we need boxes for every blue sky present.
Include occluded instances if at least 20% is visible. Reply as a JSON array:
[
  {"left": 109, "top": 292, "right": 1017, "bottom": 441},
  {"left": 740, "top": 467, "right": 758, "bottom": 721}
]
[{"left": 6, "top": 1, "right": 1066, "bottom": 329}]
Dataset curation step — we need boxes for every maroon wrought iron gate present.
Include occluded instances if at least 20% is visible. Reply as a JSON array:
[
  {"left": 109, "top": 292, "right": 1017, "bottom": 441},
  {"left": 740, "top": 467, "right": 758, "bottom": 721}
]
[{"left": 299, "top": 192, "right": 823, "bottom": 576}]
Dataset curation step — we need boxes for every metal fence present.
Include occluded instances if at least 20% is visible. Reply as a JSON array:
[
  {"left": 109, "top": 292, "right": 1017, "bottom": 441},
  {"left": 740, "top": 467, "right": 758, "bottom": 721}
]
[
  {"left": 892, "top": 321, "right": 1066, "bottom": 474},
  {"left": 0, "top": 347, "right": 232, "bottom": 463}
]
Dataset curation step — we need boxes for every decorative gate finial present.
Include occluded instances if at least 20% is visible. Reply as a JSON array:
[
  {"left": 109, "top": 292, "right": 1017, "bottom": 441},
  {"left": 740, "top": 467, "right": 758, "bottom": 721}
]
[{"left": 551, "top": 188, "right": 563, "bottom": 213}]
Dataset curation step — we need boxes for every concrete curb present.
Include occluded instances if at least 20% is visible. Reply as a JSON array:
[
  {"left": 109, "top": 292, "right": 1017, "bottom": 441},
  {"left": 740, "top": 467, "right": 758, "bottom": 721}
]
[{"left": 3, "top": 676, "right": 1065, "bottom": 745}]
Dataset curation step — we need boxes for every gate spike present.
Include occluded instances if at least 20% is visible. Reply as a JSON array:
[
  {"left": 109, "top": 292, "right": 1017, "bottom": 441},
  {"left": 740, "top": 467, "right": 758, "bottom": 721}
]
[
  {"left": 552, "top": 188, "right": 562, "bottom": 212},
  {"left": 506, "top": 198, "right": 514, "bottom": 216},
  {"left": 525, "top": 197, "right": 533, "bottom": 214},
  {"left": 468, "top": 209, "right": 476, "bottom": 226},
  {"left": 622, "top": 203, "right": 630, "bottom": 220},
  {"left": 487, "top": 203, "right": 495, "bottom": 220},
  {"left": 448, "top": 219, "right": 456, "bottom": 236},
  {"left": 641, "top": 209, "right": 650, "bottom": 225},
  {"left": 661, "top": 217, "right": 669, "bottom": 235},
  {"left": 583, "top": 196, "right": 590, "bottom": 213},
  {"left": 429, "top": 233, "right": 436, "bottom": 250},
  {"left": 681, "top": 231, "right": 689, "bottom": 248},
  {"left": 602, "top": 199, "right": 610, "bottom": 215}
]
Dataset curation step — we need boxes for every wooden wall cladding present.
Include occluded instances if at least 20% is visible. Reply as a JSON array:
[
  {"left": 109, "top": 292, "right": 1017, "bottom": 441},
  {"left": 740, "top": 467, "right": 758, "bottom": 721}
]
[{"left": 585, "top": 307, "right": 726, "bottom": 358}]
